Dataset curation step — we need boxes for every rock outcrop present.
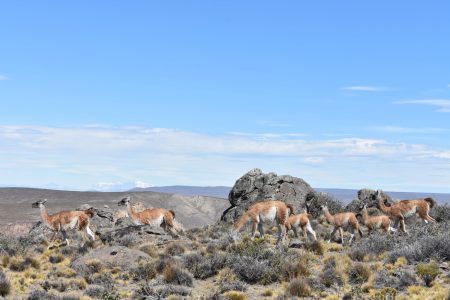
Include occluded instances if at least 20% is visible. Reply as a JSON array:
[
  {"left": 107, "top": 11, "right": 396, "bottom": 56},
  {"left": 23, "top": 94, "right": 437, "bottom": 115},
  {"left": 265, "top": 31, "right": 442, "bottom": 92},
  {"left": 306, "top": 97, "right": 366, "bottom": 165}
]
[
  {"left": 221, "top": 169, "right": 314, "bottom": 222},
  {"left": 345, "top": 188, "right": 394, "bottom": 213}
]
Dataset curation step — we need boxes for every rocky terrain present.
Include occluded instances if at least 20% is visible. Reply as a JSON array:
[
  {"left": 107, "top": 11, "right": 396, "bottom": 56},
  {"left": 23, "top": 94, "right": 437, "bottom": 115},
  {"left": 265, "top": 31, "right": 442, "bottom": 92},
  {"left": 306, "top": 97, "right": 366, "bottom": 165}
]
[
  {"left": 1, "top": 170, "right": 450, "bottom": 299},
  {"left": 0, "top": 188, "right": 228, "bottom": 231}
]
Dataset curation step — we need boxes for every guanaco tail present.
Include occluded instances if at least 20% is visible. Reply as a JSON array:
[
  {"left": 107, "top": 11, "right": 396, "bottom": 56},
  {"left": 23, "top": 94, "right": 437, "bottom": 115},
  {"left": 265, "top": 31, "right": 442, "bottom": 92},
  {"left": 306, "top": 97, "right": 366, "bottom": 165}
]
[
  {"left": 376, "top": 190, "right": 436, "bottom": 234},
  {"left": 231, "top": 200, "right": 294, "bottom": 244},
  {"left": 117, "top": 196, "right": 184, "bottom": 235},
  {"left": 31, "top": 199, "right": 96, "bottom": 247},
  {"left": 322, "top": 205, "right": 362, "bottom": 245}
]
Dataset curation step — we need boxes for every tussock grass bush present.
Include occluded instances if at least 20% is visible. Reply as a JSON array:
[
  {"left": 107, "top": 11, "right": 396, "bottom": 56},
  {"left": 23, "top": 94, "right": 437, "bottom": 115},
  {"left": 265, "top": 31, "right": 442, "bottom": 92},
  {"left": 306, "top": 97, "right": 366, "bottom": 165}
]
[
  {"left": 1, "top": 255, "right": 10, "bottom": 267},
  {"left": 27, "top": 289, "right": 59, "bottom": 300},
  {"left": 0, "top": 271, "right": 11, "bottom": 297},
  {"left": 9, "top": 257, "right": 26, "bottom": 271},
  {"left": 320, "top": 257, "right": 346, "bottom": 287},
  {"left": 139, "top": 244, "right": 159, "bottom": 258},
  {"left": 217, "top": 268, "right": 247, "bottom": 293},
  {"left": 85, "top": 285, "right": 107, "bottom": 298},
  {"left": 155, "top": 255, "right": 177, "bottom": 273},
  {"left": 282, "top": 250, "right": 311, "bottom": 279},
  {"left": 348, "top": 263, "right": 372, "bottom": 284},
  {"left": 223, "top": 291, "right": 248, "bottom": 300},
  {"left": 416, "top": 262, "right": 441, "bottom": 287},
  {"left": 137, "top": 284, "right": 191, "bottom": 298},
  {"left": 84, "top": 259, "right": 103, "bottom": 274},
  {"left": 23, "top": 256, "right": 40, "bottom": 269},
  {"left": 163, "top": 264, "right": 194, "bottom": 287},
  {"left": 183, "top": 251, "right": 227, "bottom": 279},
  {"left": 166, "top": 242, "right": 186, "bottom": 256},
  {"left": 288, "top": 277, "right": 312, "bottom": 297},
  {"left": 305, "top": 240, "right": 325, "bottom": 255},
  {"left": 130, "top": 261, "right": 157, "bottom": 281}
]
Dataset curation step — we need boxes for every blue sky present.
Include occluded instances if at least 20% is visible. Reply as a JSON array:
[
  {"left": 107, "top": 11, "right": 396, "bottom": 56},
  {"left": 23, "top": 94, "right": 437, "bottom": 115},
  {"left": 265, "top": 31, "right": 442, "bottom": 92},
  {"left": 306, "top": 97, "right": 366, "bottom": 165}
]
[{"left": 1, "top": 1, "right": 449, "bottom": 192}]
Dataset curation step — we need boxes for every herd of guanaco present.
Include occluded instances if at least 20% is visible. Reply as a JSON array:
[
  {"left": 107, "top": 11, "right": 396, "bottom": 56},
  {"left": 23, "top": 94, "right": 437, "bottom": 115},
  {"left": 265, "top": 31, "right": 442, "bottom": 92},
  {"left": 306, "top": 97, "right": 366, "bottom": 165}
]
[
  {"left": 32, "top": 189, "right": 436, "bottom": 247},
  {"left": 231, "top": 190, "right": 436, "bottom": 245}
]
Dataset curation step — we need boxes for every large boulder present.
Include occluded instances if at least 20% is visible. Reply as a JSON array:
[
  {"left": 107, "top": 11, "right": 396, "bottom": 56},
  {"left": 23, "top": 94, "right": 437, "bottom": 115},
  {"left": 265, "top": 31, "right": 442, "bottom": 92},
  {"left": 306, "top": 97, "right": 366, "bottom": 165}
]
[
  {"left": 221, "top": 169, "right": 314, "bottom": 222},
  {"left": 345, "top": 189, "right": 394, "bottom": 213}
]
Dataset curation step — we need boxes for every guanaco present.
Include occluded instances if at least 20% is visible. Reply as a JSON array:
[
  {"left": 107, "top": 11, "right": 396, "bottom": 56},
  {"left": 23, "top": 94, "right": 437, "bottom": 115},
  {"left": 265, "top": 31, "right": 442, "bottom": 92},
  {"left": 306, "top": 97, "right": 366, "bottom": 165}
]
[
  {"left": 286, "top": 210, "right": 317, "bottom": 241},
  {"left": 31, "top": 199, "right": 95, "bottom": 246},
  {"left": 321, "top": 205, "right": 362, "bottom": 245},
  {"left": 117, "top": 196, "right": 183, "bottom": 235},
  {"left": 231, "top": 200, "right": 294, "bottom": 244},
  {"left": 376, "top": 190, "right": 436, "bottom": 234},
  {"left": 359, "top": 204, "right": 392, "bottom": 234}
]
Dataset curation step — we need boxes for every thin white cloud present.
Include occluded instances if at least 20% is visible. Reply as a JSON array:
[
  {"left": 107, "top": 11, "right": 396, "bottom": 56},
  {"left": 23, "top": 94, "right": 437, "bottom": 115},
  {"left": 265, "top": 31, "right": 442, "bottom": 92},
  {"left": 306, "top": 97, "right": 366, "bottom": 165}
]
[
  {"left": 0, "top": 75, "right": 8, "bottom": 81},
  {"left": 0, "top": 125, "right": 449, "bottom": 191},
  {"left": 395, "top": 99, "right": 450, "bottom": 113},
  {"left": 369, "top": 126, "right": 446, "bottom": 134},
  {"left": 341, "top": 86, "right": 389, "bottom": 92}
]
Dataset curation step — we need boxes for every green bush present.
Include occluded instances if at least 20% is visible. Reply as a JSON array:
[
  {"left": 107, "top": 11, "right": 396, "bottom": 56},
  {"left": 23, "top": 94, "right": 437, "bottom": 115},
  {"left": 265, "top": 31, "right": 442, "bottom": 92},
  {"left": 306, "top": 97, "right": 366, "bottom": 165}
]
[{"left": 416, "top": 262, "right": 441, "bottom": 287}]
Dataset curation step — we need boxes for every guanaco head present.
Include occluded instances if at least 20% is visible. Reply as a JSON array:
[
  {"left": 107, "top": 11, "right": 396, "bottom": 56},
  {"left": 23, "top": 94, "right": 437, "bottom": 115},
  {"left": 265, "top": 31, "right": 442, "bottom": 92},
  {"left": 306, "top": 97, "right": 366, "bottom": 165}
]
[
  {"left": 320, "top": 203, "right": 328, "bottom": 212},
  {"left": 32, "top": 199, "right": 47, "bottom": 208},
  {"left": 118, "top": 196, "right": 131, "bottom": 207}
]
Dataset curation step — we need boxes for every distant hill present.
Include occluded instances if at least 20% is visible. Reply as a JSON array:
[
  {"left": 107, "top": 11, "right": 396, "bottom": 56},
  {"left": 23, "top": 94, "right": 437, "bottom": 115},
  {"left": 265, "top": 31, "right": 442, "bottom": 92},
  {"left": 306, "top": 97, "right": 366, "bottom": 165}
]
[
  {"left": 130, "top": 185, "right": 231, "bottom": 199},
  {"left": 316, "top": 188, "right": 450, "bottom": 204},
  {"left": 0, "top": 188, "right": 228, "bottom": 228},
  {"left": 131, "top": 185, "right": 450, "bottom": 205}
]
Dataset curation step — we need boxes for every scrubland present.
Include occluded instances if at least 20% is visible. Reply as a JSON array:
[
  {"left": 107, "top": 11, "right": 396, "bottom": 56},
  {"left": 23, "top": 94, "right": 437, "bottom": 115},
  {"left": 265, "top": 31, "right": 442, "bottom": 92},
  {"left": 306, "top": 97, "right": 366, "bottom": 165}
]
[{"left": 1, "top": 201, "right": 450, "bottom": 299}]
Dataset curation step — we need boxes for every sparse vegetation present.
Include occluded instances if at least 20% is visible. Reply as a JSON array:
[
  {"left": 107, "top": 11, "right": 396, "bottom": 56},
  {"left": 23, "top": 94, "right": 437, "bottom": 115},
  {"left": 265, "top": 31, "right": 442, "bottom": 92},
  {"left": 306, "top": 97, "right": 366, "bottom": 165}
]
[{"left": 1, "top": 193, "right": 450, "bottom": 299}]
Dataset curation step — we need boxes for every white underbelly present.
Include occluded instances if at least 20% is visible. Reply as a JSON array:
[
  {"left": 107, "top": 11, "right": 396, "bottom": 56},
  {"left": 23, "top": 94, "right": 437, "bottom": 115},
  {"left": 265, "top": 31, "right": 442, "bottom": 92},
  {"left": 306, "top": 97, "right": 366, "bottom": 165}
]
[
  {"left": 133, "top": 219, "right": 145, "bottom": 226},
  {"left": 145, "top": 216, "right": 164, "bottom": 227},
  {"left": 260, "top": 207, "right": 277, "bottom": 222},
  {"left": 62, "top": 218, "right": 78, "bottom": 230},
  {"left": 404, "top": 208, "right": 417, "bottom": 217}
]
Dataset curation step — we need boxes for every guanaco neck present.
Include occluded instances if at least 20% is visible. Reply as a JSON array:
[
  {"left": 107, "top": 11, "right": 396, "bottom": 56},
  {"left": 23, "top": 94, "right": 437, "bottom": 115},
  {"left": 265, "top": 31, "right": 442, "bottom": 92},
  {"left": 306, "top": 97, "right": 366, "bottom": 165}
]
[
  {"left": 39, "top": 204, "right": 51, "bottom": 224},
  {"left": 323, "top": 207, "right": 334, "bottom": 223},
  {"left": 362, "top": 207, "right": 369, "bottom": 222},
  {"left": 126, "top": 201, "right": 137, "bottom": 220},
  {"left": 378, "top": 197, "right": 390, "bottom": 214}
]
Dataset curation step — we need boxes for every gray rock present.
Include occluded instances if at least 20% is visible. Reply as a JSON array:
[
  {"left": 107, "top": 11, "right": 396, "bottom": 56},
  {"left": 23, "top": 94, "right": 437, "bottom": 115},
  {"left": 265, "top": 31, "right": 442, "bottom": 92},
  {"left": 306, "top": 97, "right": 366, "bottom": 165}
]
[
  {"left": 221, "top": 168, "right": 314, "bottom": 222},
  {"left": 345, "top": 189, "right": 393, "bottom": 213}
]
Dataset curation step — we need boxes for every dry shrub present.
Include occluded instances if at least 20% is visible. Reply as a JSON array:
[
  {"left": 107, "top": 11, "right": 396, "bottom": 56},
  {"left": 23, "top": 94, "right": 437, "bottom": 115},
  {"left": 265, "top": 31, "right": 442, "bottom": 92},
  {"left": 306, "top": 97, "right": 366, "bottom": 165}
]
[
  {"left": 166, "top": 242, "right": 186, "bottom": 256},
  {"left": 130, "top": 261, "right": 157, "bottom": 281},
  {"left": 85, "top": 259, "right": 103, "bottom": 273},
  {"left": 0, "top": 271, "right": 11, "bottom": 297},
  {"left": 223, "top": 291, "right": 248, "bottom": 300},
  {"left": 416, "top": 262, "right": 441, "bottom": 287},
  {"left": 348, "top": 263, "right": 372, "bottom": 284},
  {"left": 305, "top": 240, "right": 325, "bottom": 255},
  {"left": 163, "top": 264, "right": 193, "bottom": 287},
  {"left": 139, "top": 244, "right": 159, "bottom": 258},
  {"left": 288, "top": 277, "right": 312, "bottom": 297}
]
